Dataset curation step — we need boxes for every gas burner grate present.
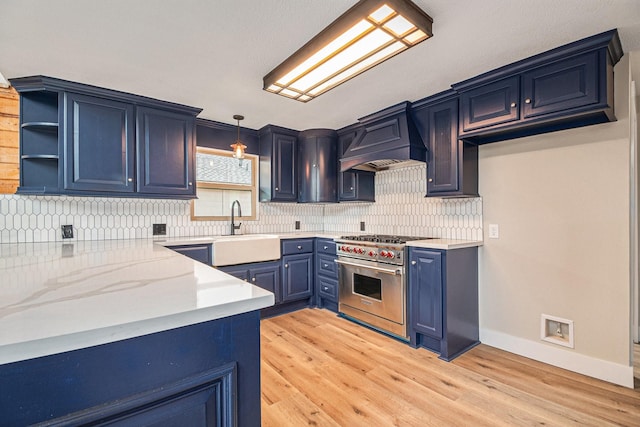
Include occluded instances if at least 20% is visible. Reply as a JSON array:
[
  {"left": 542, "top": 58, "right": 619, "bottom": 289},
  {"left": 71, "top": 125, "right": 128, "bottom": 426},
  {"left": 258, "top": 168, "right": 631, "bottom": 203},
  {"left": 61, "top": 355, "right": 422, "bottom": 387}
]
[{"left": 339, "top": 234, "right": 433, "bottom": 244}]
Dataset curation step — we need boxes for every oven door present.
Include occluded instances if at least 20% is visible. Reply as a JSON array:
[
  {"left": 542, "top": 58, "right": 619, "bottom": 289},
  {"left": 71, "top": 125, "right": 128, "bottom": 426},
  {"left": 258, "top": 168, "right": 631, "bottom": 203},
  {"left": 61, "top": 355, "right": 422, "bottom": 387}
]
[{"left": 336, "top": 257, "right": 405, "bottom": 325}]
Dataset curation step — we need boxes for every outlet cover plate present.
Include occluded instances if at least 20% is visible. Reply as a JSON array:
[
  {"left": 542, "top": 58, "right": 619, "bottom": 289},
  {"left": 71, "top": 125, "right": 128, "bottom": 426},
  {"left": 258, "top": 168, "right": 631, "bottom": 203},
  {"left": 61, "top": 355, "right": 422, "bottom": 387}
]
[
  {"left": 153, "top": 223, "right": 167, "bottom": 236},
  {"left": 61, "top": 225, "right": 74, "bottom": 239}
]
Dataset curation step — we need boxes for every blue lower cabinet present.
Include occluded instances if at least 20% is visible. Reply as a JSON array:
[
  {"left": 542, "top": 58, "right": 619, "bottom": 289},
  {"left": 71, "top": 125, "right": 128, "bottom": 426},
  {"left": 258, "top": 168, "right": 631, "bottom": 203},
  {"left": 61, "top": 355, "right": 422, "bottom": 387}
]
[
  {"left": 219, "top": 261, "right": 280, "bottom": 302},
  {"left": 315, "top": 238, "right": 338, "bottom": 312},
  {"left": 408, "top": 246, "right": 479, "bottom": 361},
  {"left": 0, "top": 311, "right": 261, "bottom": 426},
  {"left": 166, "top": 244, "right": 212, "bottom": 265},
  {"left": 281, "top": 253, "right": 313, "bottom": 302}
]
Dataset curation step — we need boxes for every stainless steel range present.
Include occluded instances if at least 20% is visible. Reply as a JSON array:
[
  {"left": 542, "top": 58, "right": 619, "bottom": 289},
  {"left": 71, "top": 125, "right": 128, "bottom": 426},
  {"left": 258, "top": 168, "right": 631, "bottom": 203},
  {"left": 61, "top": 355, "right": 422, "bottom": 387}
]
[{"left": 336, "top": 234, "right": 431, "bottom": 340}]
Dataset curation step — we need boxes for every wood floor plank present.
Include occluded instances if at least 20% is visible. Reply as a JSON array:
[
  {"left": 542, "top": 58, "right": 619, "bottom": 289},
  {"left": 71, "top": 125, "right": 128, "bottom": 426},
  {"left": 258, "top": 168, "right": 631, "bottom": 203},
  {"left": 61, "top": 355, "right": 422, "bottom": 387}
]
[
  {"left": 453, "top": 346, "right": 640, "bottom": 426},
  {"left": 261, "top": 309, "right": 640, "bottom": 426}
]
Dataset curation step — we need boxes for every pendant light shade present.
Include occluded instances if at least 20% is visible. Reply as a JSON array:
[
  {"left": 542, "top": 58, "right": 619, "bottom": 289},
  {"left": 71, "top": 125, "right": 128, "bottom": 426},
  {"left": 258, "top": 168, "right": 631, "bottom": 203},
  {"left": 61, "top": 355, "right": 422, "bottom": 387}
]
[
  {"left": 263, "top": 0, "right": 433, "bottom": 102},
  {"left": 230, "top": 114, "right": 247, "bottom": 159}
]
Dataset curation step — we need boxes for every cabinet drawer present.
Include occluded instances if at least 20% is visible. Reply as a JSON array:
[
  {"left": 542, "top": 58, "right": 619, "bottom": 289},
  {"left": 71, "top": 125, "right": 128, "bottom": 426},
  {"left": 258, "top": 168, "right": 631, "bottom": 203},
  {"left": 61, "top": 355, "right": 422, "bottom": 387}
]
[
  {"left": 316, "top": 254, "right": 337, "bottom": 278},
  {"left": 317, "top": 276, "right": 338, "bottom": 301},
  {"left": 282, "top": 239, "right": 314, "bottom": 255},
  {"left": 315, "top": 238, "right": 336, "bottom": 255}
]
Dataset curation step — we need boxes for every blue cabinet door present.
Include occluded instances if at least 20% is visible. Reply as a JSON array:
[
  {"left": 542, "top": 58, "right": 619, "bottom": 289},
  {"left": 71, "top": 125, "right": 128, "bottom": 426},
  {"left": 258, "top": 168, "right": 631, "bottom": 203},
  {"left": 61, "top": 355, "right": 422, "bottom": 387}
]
[
  {"left": 273, "top": 132, "right": 298, "bottom": 201},
  {"left": 339, "top": 170, "right": 375, "bottom": 201},
  {"left": 521, "top": 51, "right": 600, "bottom": 119},
  {"left": 218, "top": 265, "right": 249, "bottom": 282},
  {"left": 459, "top": 75, "right": 520, "bottom": 133},
  {"left": 297, "top": 130, "right": 338, "bottom": 203},
  {"left": 427, "top": 98, "right": 460, "bottom": 195},
  {"left": 281, "top": 253, "right": 313, "bottom": 302},
  {"left": 250, "top": 262, "right": 281, "bottom": 302},
  {"left": 136, "top": 106, "right": 195, "bottom": 196},
  {"left": 409, "top": 248, "right": 443, "bottom": 339},
  {"left": 64, "top": 93, "right": 135, "bottom": 192}
]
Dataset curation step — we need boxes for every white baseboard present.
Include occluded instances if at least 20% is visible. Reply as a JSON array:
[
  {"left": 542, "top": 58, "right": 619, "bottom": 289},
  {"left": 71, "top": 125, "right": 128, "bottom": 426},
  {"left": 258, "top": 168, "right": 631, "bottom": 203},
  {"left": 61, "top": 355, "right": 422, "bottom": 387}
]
[{"left": 480, "top": 328, "right": 635, "bottom": 388}]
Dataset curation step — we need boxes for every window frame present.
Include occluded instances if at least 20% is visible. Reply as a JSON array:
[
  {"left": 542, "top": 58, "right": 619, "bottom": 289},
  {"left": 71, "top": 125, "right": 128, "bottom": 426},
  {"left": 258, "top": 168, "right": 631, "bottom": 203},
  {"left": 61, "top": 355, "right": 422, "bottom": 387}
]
[{"left": 190, "top": 147, "right": 258, "bottom": 221}]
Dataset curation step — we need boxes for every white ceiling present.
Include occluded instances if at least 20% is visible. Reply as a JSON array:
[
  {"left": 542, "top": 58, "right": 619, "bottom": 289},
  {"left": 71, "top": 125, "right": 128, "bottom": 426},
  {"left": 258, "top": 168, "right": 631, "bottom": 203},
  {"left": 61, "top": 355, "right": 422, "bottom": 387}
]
[{"left": 2, "top": 0, "right": 640, "bottom": 131}]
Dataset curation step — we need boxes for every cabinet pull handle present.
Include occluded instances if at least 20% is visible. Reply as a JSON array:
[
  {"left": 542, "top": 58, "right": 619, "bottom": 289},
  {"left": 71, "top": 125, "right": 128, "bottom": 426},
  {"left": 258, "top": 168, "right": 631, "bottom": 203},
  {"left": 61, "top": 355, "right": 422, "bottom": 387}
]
[
  {"left": 411, "top": 260, "right": 417, "bottom": 265},
  {"left": 127, "top": 178, "right": 133, "bottom": 182},
  {"left": 284, "top": 264, "right": 289, "bottom": 268},
  {"left": 188, "top": 182, "right": 192, "bottom": 186},
  {"left": 323, "top": 264, "right": 328, "bottom": 268},
  {"left": 510, "top": 102, "right": 516, "bottom": 108},
  {"left": 323, "top": 286, "right": 329, "bottom": 291},
  {"left": 525, "top": 98, "right": 531, "bottom": 104},
  {"left": 275, "top": 187, "right": 279, "bottom": 191},
  {"left": 297, "top": 245, "right": 302, "bottom": 250},
  {"left": 323, "top": 246, "right": 328, "bottom": 250},
  {"left": 252, "top": 277, "right": 256, "bottom": 282},
  {"left": 428, "top": 178, "right": 433, "bottom": 183},
  {"left": 350, "top": 187, "right": 354, "bottom": 190}
]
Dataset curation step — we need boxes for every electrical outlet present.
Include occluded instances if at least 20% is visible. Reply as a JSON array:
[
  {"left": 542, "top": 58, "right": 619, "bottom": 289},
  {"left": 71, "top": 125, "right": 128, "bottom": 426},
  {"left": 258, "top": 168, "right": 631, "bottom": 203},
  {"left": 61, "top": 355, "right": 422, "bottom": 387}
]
[
  {"left": 360, "top": 221, "right": 365, "bottom": 231},
  {"left": 295, "top": 220, "right": 301, "bottom": 230},
  {"left": 488, "top": 223, "right": 499, "bottom": 239},
  {"left": 61, "top": 225, "right": 74, "bottom": 239},
  {"left": 152, "top": 223, "right": 166, "bottom": 236}
]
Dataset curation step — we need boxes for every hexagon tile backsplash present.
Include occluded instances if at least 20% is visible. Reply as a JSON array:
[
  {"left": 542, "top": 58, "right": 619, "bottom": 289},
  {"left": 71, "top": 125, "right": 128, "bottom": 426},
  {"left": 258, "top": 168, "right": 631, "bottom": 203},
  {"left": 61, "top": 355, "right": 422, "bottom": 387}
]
[{"left": 0, "top": 164, "right": 482, "bottom": 244}]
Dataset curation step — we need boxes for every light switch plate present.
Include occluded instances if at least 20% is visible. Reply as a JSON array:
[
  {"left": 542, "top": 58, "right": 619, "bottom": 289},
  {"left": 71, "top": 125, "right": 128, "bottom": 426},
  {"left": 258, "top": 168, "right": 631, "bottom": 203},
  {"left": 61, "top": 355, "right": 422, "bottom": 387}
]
[{"left": 488, "top": 223, "right": 499, "bottom": 239}]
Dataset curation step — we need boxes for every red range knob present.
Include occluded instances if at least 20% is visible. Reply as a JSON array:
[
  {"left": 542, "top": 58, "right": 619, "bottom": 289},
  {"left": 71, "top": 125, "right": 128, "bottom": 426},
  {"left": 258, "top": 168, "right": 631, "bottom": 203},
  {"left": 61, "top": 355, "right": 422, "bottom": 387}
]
[
  {"left": 368, "top": 251, "right": 375, "bottom": 257},
  {"left": 380, "top": 250, "right": 387, "bottom": 257},
  {"left": 358, "top": 248, "right": 365, "bottom": 254},
  {"left": 387, "top": 252, "right": 395, "bottom": 259},
  {"left": 346, "top": 246, "right": 353, "bottom": 253},
  {"left": 340, "top": 245, "right": 346, "bottom": 251}
]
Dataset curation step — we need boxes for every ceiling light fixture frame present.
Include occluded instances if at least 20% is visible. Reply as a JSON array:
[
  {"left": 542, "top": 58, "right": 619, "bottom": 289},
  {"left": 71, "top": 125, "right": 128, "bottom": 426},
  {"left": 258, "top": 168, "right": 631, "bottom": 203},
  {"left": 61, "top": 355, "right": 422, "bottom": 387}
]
[{"left": 263, "top": 0, "right": 433, "bottom": 102}]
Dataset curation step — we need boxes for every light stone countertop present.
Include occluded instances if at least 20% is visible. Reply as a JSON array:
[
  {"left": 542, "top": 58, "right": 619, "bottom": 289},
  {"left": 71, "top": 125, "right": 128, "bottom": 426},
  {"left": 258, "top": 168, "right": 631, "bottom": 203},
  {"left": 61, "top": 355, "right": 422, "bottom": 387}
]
[
  {"left": 0, "top": 239, "right": 274, "bottom": 365},
  {"left": 156, "top": 232, "right": 483, "bottom": 249},
  {"left": 405, "top": 238, "right": 483, "bottom": 250}
]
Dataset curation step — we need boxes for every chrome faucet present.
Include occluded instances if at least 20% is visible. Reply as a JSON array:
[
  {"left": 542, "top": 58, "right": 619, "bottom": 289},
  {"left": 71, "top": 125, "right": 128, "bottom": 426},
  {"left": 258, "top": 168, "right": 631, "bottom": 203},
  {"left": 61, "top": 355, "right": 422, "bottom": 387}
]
[{"left": 230, "top": 200, "right": 242, "bottom": 235}]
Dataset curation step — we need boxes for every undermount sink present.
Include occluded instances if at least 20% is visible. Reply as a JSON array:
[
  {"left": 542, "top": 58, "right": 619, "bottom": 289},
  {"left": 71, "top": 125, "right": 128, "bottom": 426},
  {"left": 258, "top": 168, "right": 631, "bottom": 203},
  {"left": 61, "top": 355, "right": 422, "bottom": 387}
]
[{"left": 211, "top": 234, "right": 280, "bottom": 267}]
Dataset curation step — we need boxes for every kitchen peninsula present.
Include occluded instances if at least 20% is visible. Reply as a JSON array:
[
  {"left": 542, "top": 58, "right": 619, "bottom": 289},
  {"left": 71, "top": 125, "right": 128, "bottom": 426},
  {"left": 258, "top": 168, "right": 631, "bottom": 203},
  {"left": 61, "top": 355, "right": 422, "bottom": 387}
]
[{"left": 0, "top": 239, "right": 274, "bottom": 426}]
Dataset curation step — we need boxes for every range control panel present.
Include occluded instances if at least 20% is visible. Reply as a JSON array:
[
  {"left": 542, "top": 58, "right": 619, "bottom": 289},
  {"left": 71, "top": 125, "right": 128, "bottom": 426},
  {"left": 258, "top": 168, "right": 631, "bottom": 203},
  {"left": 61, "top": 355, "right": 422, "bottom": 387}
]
[{"left": 336, "top": 242, "right": 404, "bottom": 266}]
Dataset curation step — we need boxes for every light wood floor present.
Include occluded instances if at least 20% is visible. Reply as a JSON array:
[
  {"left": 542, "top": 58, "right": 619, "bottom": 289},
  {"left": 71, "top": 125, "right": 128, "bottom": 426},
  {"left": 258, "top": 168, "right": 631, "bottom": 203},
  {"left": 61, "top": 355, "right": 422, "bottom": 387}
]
[{"left": 260, "top": 308, "right": 640, "bottom": 426}]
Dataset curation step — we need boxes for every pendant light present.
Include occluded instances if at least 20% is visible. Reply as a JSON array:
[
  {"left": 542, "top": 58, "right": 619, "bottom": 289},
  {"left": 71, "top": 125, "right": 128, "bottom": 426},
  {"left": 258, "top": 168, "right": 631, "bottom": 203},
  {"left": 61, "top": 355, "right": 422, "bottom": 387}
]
[{"left": 230, "top": 114, "right": 247, "bottom": 159}]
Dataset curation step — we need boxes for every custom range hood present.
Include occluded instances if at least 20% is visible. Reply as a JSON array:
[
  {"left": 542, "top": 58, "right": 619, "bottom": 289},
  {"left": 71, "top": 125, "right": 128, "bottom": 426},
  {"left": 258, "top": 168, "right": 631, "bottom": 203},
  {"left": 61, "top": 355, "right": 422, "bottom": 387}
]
[{"left": 340, "top": 101, "right": 426, "bottom": 172}]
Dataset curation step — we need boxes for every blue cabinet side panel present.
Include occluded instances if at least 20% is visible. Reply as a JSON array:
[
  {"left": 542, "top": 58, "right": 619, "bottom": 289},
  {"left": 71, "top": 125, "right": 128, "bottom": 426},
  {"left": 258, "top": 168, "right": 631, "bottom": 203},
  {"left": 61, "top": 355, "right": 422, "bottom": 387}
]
[{"left": 0, "top": 311, "right": 262, "bottom": 427}]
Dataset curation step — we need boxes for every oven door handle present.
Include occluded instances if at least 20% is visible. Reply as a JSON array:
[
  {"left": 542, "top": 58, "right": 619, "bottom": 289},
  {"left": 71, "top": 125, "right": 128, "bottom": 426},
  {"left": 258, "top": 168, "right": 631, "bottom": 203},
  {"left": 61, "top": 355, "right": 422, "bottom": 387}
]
[{"left": 334, "top": 259, "right": 402, "bottom": 276}]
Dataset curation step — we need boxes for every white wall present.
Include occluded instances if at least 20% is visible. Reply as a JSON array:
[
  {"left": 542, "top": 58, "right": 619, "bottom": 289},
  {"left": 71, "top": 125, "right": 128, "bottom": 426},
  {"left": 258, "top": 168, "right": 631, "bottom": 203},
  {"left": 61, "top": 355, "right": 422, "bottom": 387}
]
[{"left": 478, "top": 56, "right": 633, "bottom": 387}]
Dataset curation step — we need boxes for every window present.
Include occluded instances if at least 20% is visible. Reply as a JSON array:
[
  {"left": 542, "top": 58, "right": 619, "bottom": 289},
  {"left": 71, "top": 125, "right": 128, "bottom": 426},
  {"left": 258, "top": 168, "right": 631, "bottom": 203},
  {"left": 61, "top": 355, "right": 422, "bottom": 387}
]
[{"left": 191, "top": 147, "right": 258, "bottom": 220}]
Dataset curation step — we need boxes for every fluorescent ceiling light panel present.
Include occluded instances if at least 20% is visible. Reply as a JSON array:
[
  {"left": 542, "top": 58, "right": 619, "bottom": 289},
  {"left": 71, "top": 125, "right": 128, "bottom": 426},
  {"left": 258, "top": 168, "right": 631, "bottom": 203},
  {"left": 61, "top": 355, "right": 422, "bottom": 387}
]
[{"left": 263, "top": 0, "right": 433, "bottom": 102}]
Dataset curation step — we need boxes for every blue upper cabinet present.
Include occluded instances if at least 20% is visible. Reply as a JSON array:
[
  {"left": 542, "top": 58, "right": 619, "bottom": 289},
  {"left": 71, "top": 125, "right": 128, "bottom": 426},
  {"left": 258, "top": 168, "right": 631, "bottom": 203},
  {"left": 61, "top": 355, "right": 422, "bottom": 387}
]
[
  {"left": 337, "top": 124, "right": 375, "bottom": 202},
  {"left": 454, "top": 29, "right": 623, "bottom": 144},
  {"left": 136, "top": 107, "right": 195, "bottom": 196},
  {"left": 521, "top": 51, "right": 600, "bottom": 119},
  {"left": 459, "top": 75, "right": 520, "bottom": 133},
  {"left": 412, "top": 91, "right": 478, "bottom": 197},
  {"left": 64, "top": 93, "right": 135, "bottom": 193},
  {"left": 259, "top": 125, "right": 299, "bottom": 202},
  {"left": 297, "top": 129, "right": 338, "bottom": 203},
  {"left": 10, "top": 76, "right": 201, "bottom": 199}
]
